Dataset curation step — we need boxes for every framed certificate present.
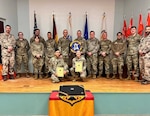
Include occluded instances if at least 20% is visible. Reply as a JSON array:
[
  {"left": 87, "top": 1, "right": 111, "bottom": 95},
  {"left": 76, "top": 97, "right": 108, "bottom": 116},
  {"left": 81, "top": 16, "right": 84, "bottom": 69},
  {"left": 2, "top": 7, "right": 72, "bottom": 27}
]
[
  {"left": 75, "top": 61, "right": 83, "bottom": 72},
  {"left": 56, "top": 67, "right": 64, "bottom": 77}
]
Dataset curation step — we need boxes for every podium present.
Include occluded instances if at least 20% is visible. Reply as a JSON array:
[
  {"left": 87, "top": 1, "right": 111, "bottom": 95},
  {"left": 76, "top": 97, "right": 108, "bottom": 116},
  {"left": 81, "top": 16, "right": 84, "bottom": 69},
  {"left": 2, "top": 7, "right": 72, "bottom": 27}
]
[{"left": 49, "top": 90, "right": 94, "bottom": 116}]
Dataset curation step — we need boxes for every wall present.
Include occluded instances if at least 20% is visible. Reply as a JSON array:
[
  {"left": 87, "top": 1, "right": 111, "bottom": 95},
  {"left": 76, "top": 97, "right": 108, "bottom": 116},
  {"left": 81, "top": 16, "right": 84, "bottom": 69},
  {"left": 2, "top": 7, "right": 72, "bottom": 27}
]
[
  {"left": 0, "top": 0, "right": 18, "bottom": 37},
  {"left": 0, "top": 93, "right": 150, "bottom": 115},
  {"left": 124, "top": 0, "right": 150, "bottom": 30},
  {"left": 29, "top": 0, "right": 115, "bottom": 40}
]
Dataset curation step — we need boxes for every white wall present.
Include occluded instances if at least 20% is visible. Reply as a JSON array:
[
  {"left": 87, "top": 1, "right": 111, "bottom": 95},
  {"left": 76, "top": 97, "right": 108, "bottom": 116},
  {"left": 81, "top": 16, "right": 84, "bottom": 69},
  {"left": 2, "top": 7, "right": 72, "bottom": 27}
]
[
  {"left": 17, "top": 0, "right": 30, "bottom": 40},
  {"left": 29, "top": 0, "right": 115, "bottom": 40},
  {"left": 0, "top": 0, "right": 18, "bottom": 37},
  {"left": 124, "top": 0, "right": 150, "bottom": 31}
]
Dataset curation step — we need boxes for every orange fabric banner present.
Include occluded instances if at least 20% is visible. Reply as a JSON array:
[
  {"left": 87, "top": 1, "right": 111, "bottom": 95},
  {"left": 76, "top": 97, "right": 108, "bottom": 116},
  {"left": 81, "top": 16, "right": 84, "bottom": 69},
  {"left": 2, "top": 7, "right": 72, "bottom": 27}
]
[{"left": 49, "top": 91, "right": 94, "bottom": 116}]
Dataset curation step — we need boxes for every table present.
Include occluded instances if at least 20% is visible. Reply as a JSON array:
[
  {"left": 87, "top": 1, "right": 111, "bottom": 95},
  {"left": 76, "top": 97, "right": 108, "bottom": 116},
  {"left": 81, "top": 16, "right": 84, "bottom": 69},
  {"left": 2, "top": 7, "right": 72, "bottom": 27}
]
[{"left": 49, "top": 90, "right": 94, "bottom": 116}]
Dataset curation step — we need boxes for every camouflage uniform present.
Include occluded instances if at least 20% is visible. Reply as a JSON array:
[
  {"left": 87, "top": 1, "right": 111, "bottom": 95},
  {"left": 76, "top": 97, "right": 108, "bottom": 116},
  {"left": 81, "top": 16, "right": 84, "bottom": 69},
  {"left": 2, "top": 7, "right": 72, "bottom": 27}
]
[
  {"left": 111, "top": 39, "right": 126, "bottom": 79},
  {"left": 16, "top": 38, "right": 30, "bottom": 75},
  {"left": 30, "top": 35, "right": 46, "bottom": 47},
  {"left": 70, "top": 55, "right": 87, "bottom": 78},
  {"left": 74, "top": 37, "right": 87, "bottom": 55},
  {"left": 140, "top": 35, "right": 150, "bottom": 81},
  {"left": 0, "top": 33, "right": 16, "bottom": 76},
  {"left": 45, "top": 39, "right": 56, "bottom": 75},
  {"left": 126, "top": 34, "right": 141, "bottom": 79},
  {"left": 86, "top": 38, "right": 99, "bottom": 76},
  {"left": 98, "top": 39, "right": 111, "bottom": 77},
  {"left": 30, "top": 41, "right": 44, "bottom": 78},
  {"left": 138, "top": 37, "right": 145, "bottom": 77},
  {"left": 58, "top": 37, "right": 71, "bottom": 66},
  {"left": 49, "top": 56, "right": 69, "bottom": 83}
]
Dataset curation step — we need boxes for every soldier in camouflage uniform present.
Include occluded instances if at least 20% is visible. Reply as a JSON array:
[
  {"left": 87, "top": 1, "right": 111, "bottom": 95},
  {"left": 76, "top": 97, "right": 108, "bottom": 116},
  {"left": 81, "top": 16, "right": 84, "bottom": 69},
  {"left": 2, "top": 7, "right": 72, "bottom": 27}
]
[
  {"left": 30, "top": 28, "right": 46, "bottom": 47},
  {"left": 45, "top": 32, "right": 56, "bottom": 78},
  {"left": 16, "top": 32, "right": 30, "bottom": 78},
  {"left": 58, "top": 29, "right": 71, "bottom": 66},
  {"left": 111, "top": 32, "right": 126, "bottom": 79},
  {"left": 70, "top": 50, "right": 86, "bottom": 82},
  {"left": 30, "top": 36, "right": 44, "bottom": 79},
  {"left": 139, "top": 26, "right": 150, "bottom": 84},
  {"left": 98, "top": 30, "right": 111, "bottom": 78},
  {"left": 0, "top": 25, "right": 16, "bottom": 81},
  {"left": 49, "top": 49, "right": 69, "bottom": 83},
  {"left": 126, "top": 26, "right": 141, "bottom": 81},
  {"left": 86, "top": 31, "right": 99, "bottom": 78},
  {"left": 73, "top": 30, "right": 87, "bottom": 55}
]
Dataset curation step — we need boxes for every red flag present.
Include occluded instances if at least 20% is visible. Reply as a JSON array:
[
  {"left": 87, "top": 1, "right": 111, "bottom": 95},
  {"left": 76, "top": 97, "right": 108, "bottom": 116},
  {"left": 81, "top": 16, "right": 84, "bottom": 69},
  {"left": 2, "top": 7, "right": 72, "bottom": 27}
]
[
  {"left": 138, "top": 14, "right": 144, "bottom": 35},
  {"left": 126, "top": 18, "right": 133, "bottom": 37},
  {"left": 122, "top": 19, "right": 127, "bottom": 38},
  {"left": 147, "top": 12, "right": 150, "bottom": 26}
]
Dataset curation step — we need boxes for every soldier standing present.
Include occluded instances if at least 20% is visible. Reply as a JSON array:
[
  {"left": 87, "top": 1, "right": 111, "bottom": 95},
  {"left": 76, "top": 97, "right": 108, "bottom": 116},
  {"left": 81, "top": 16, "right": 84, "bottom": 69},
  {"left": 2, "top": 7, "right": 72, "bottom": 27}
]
[
  {"left": 16, "top": 32, "right": 30, "bottom": 78},
  {"left": 49, "top": 49, "right": 69, "bottom": 83},
  {"left": 139, "top": 26, "right": 150, "bottom": 84},
  {"left": 73, "top": 30, "right": 87, "bottom": 55},
  {"left": 70, "top": 50, "right": 86, "bottom": 82},
  {"left": 30, "top": 36, "right": 44, "bottom": 79},
  {"left": 0, "top": 25, "right": 16, "bottom": 81},
  {"left": 30, "top": 28, "right": 46, "bottom": 47},
  {"left": 86, "top": 31, "right": 99, "bottom": 78},
  {"left": 98, "top": 30, "right": 111, "bottom": 78},
  {"left": 111, "top": 32, "right": 126, "bottom": 79},
  {"left": 58, "top": 29, "right": 71, "bottom": 66},
  {"left": 45, "top": 32, "right": 56, "bottom": 78},
  {"left": 126, "top": 26, "right": 141, "bottom": 81}
]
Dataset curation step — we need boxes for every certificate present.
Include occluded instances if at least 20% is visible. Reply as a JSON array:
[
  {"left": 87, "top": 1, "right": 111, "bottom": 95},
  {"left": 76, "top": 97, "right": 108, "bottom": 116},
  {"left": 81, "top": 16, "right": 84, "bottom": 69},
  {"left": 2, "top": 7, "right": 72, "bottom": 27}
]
[
  {"left": 75, "top": 61, "right": 83, "bottom": 72},
  {"left": 56, "top": 67, "right": 64, "bottom": 77}
]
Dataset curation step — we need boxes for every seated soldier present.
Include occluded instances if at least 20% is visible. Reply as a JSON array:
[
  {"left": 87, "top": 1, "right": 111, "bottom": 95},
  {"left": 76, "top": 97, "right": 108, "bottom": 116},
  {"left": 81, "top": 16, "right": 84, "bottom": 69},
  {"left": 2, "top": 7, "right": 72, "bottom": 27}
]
[
  {"left": 49, "top": 49, "right": 69, "bottom": 83},
  {"left": 70, "top": 50, "right": 87, "bottom": 82}
]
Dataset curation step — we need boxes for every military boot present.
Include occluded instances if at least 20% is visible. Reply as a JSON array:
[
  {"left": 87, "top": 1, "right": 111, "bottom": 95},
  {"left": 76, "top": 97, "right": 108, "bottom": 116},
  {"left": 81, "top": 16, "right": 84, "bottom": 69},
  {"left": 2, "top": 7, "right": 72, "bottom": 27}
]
[
  {"left": 111, "top": 74, "right": 116, "bottom": 79},
  {"left": 25, "top": 73, "right": 30, "bottom": 78},
  {"left": 93, "top": 75, "right": 97, "bottom": 79},
  {"left": 119, "top": 74, "right": 123, "bottom": 80},
  {"left": 106, "top": 74, "right": 110, "bottom": 79},
  {"left": 125, "top": 76, "right": 131, "bottom": 80},
  {"left": 39, "top": 74, "right": 43, "bottom": 79},
  {"left": 16, "top": 73, "right": 21, "bottom": 78},
  {"left": 34, "top": 74, "right": 38, "bottom": 79}
]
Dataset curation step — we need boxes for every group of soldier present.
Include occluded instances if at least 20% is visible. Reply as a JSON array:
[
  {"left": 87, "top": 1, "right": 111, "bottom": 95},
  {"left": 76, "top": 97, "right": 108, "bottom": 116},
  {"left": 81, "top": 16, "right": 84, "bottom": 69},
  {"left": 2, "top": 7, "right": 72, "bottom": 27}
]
[{"left": 1, "top": 24, "right": 150, "bottom": 84}]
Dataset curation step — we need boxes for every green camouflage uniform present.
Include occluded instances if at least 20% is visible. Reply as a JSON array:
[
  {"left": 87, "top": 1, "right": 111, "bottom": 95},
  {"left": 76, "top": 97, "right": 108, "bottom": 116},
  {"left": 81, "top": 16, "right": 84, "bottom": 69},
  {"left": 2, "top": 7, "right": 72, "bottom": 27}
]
[
  {"left": 16, "top": 38, "right": 30, "bottom": 74},
  {"left": 111, "top": 39, "right": 126, "bottom": 76},
  {"left": 49, "top": 56, "right": 69, "bottom": 83},
  {"left": 58, "top": 37, "right": 71, "bottom": 66},
  {"left": 86, "top": 38, "right": 99, "bottom": 76},
  {"left": 140, "top": 35, "right": 150, "bottom": 81},
  {"left": 70, "top": 55, "right": 86, "bottom": 78},
  {"left": 45, "top": 39, "right": 56, "bottom": 74},
  {"left": 98, "top": 39, "right": 111, "bottom": 76},
  {"left": 126, "top": 34, "right": 141, "bottom": 79},
  {"left": 0, "top": 33, "right": 16, "bottom": 76},
  {"left": 138, "top": 37, "right": 145, "bottom": 77},
  {"left": 30, "top": 42, "right": 44, "bottom": 77}
]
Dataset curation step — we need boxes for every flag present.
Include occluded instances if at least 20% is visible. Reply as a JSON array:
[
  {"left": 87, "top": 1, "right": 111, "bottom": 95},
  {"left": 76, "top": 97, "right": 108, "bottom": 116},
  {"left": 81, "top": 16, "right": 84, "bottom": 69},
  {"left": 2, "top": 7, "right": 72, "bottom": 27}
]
[
  {"left": 138, "top": 14, "right": 144, "bottom": 36},
  {"left": 84, "top": 14, "right": 88, "bottom": 40},
  {"left": 33, "top": 11, "right": 38, "bottom": 33},
  {"left": 101, "top": 12, "right": 107, "bottom": 31},
  {"left": 53, "top": 15, "right": 59, "bottom": 43},
  {"left": 126, "top": 18, "right": 133, "bottom": 37},
  {"left": 147, "top": 12, "right": 150, "bottom": 26},
  {"left": 122, "top": 19, "right": 127, "bottom": 38},
  {"left": 67, "top": 12, "right": 72, "bottom": 41}
]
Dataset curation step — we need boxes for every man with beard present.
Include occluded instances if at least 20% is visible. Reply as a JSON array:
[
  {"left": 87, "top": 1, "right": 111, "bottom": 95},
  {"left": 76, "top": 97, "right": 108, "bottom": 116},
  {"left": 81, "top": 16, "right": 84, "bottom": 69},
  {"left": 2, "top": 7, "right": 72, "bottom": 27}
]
[{"left": 139, "top": 26, "right": 150, "bottom": 84}]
